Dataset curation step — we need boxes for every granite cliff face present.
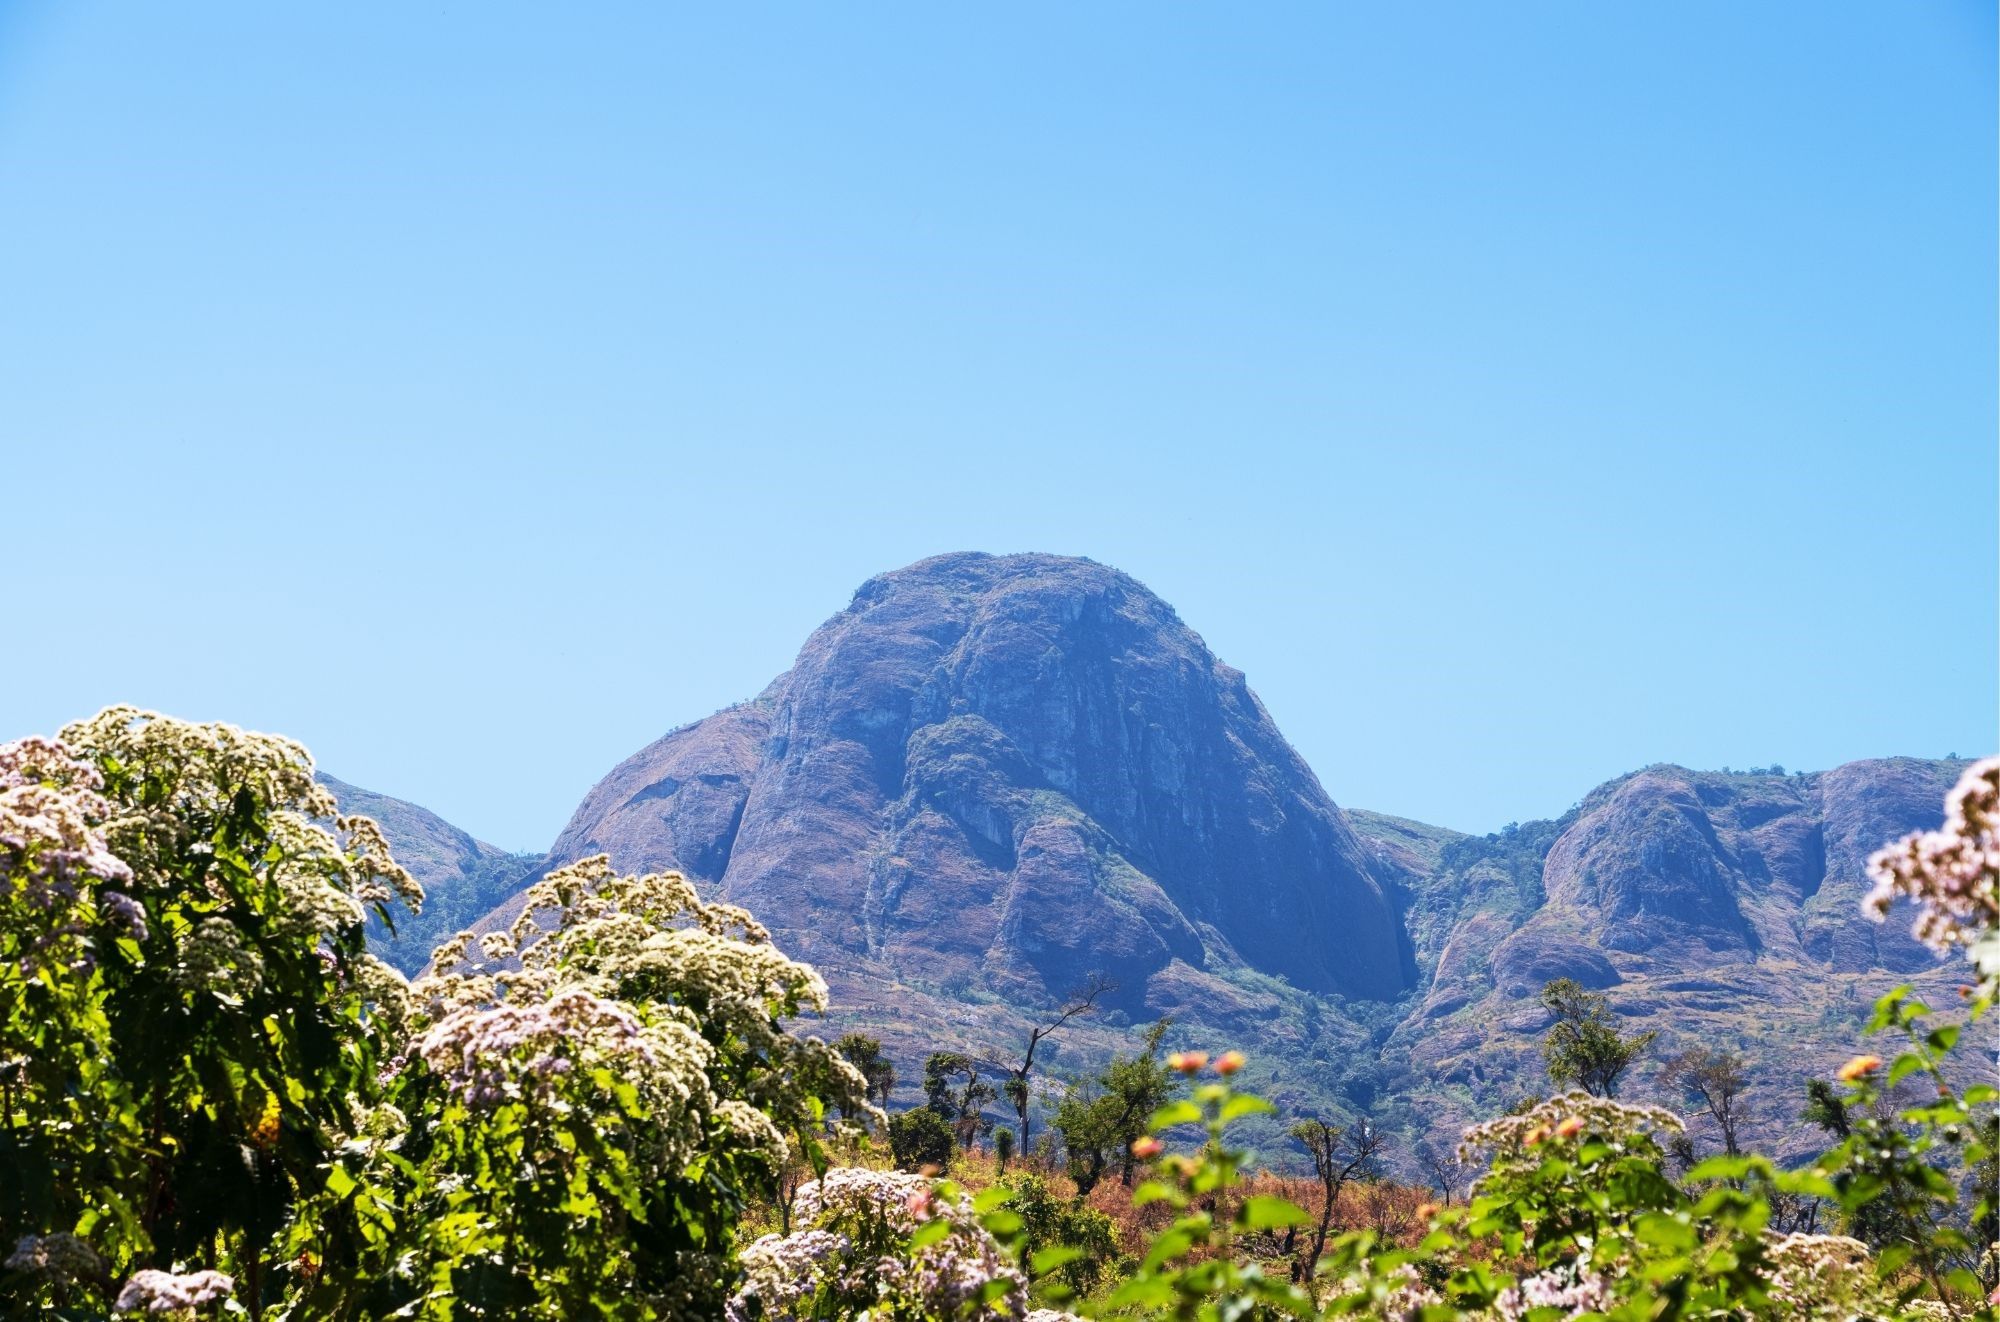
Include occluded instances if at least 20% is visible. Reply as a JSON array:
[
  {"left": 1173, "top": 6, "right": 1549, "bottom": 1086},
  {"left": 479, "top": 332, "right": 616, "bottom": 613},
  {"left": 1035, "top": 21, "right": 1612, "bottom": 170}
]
[{"left": 539, "top": 552, "right": 1411, "bottom": 1016}]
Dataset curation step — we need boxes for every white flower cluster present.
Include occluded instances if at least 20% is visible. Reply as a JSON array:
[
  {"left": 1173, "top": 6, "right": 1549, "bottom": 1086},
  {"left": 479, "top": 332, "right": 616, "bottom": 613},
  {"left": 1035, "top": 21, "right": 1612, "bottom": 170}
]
[
  {"left": 1758, "top": 1232, "right": 1884, "bottom": 1319},
  {"left": 0, "top": 734, "right": 140, "bottom": 975},
  {"left": 1457, "top": 1090, "right": 1683, "bottom": 1168},
  {"left": 729, "top": 1229, "right": 855, "bottom": 1320},
  {"left": 415, "top": 855, "right": 879, "bottom": 1141},
  {"left": 729, "top": 1168, "right": 1030, "bottom": 1322},
  {"left": 174, "top": 918, "right": 264, "bottom": 1002},
  {"left": 1492, "top": 1265, "right": 1611, "bottom": 1321},
  {"left": 414, "top": 984, "right": 712, "bottom": 1141},
  {"left": 1865, "top": 757, "right": 2000, "bottom": 987},
  {"left": 59, "top": 706, "right": 423, "bottom": 926},
  {"left": 5, "top": 1231, "right": 107, "bottom": 1287},
  {"left": 111, "top": 1267, "right": 234, "bottom": 1314}
]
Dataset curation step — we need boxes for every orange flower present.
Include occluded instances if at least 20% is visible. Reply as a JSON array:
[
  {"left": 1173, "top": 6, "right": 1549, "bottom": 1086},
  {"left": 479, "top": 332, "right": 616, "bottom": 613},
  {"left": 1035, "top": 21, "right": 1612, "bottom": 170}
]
[
  {"left": 1167, "top": 1051, "right": 1209, "bottom": 1074},
  {"left": 1836, "top": 1055, "right": 1882, "bottom": 1083},
  {"left": 1554, "top": 1116, "right": 1585, "bottom": 1140},
  {"left": 1214, "top": 1050, "right": 1247, "bottom": 1076},
  {"left": 1131, "top": 1135, "right": 1165, "bottom": 1159},
  {"left": 249, "top": 1092, "right": 280, "bottom": 1149},
  {"left": 1523, "top": 1124, "right": 1552, "bottom": 1147},
  {"left": 1415, "top": 1202, "right": 1439, "bottom": 1222}
]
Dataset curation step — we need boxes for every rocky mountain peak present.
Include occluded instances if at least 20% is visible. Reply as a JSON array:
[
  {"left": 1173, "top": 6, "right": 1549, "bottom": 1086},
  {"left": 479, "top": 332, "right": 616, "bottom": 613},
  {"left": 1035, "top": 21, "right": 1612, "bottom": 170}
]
[{"left": 541, "top": 552, "right": 1412, "bottom": 1011}]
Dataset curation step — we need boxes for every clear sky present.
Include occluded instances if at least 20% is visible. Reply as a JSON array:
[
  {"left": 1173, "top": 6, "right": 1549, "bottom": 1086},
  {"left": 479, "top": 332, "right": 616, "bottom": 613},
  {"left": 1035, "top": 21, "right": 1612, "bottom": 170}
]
[{"left": 1, "top": 3, "right": 1992, "bottom": 851}]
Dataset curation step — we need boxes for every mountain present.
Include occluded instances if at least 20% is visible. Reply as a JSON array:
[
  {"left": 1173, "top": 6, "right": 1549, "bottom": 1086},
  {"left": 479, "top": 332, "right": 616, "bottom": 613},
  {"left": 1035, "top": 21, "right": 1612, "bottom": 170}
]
[
  {"left": 318, "top": 775, "right": 545, "bottom": 972},
  {"left": 350, "top": 552, "right": 1971, "bottom": 1167},
  {"left": 535, "top": 553, "right": 1409, "bottom": 1012},
  {"left": 1358, "top": 759, "right": 1971, "bottom": 1162}
]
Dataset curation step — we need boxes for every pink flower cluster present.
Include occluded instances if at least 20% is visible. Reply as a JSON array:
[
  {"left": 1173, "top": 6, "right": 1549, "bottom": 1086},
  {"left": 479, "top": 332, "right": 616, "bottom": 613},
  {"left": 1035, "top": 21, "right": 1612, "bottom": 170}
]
[
  {"left": 1864, "top": 757, "right": 2000, "bottom": 965},
  {"left": 112, "top": 1268, "right": 234, "bottom": 1313}
]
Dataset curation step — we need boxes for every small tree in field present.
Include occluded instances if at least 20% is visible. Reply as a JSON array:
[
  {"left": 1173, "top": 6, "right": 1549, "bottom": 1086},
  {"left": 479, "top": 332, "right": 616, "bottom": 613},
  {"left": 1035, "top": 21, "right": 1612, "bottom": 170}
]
[
  {"left": 998, "top": 973, "right": 1111, "bottom": 1155},
  {"left": 923, "top": 1052, "right": 997, "bottom": 1149},
  {"left": 1659, "top": 1046, "right": 1751, "bottom": 1157},
  {"left": 1052, "top": 1021, "right": 1175, "bottom": 1195},
  {"left": 1540, "top": 977, "right": 1655, "bottom": 1096},
  {"left": 833, "top": 1032, "right": 897, "bottom": 1111},
  {"left": 887, "top": 1106, "right": 954, "bottom": 1173},
  {"left": 1288, "top": 1116, "right": 1385, "bottom": 1287}
]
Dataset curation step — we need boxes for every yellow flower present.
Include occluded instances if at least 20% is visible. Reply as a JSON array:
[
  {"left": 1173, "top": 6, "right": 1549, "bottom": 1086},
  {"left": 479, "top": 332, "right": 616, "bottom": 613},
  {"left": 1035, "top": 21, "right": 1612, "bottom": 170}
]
[
  {"left": 1523, "top": 1124, "right": 1552, "bottom": 1147},
  {"left": 1130, "top": 1135, "right": 1164, "bottom": 1159},
  {"left": 1554, "top": 1115, "right": 1585, "bottom": 1139},
  {"left": 1214, "top": 1050, "right": 1247, "bottom": 1076},
  {"left": 1166, "top": 1051, "right": 1208, "bottom": 1074},
  {"left": 1836, "top": 1055, "right": 1882, "bottom": 1083}
]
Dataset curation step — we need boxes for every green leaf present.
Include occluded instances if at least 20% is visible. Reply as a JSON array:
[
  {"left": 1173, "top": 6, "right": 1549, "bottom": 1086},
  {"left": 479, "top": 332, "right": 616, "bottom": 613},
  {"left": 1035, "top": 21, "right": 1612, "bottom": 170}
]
[
  {"left": 324, "top": 1164, "right": 356, "bottom": 1200},
  {"left": 1885, "top": 1052, "right": 1925, "bottom": 1086},
  {"left": 1685, "top": 1155, "right": 1756, "bottom": 1182},
  {"left": 1139, "top": 1227, "right": 1194, "bottom": 1272},
  {"left": 1634, "top": 1213, "right": 1696, "bottom": 1252},
  {"left": 971, "top": 1186, "right": 1014, "bottom": 1214},
  {"left": 1220, "top": 1094, "right": 1276, "bottom": 1123},
  {"left": 1149, "top": 1101, "right": 1202, "bottom": 1130},
  {"left": 908, "top": 1218, "right": 950, "bottom": 1251},
  {"left": 1237, "top": 1196, "right": 1314, "bottom": 1231},
  {"left": 982, "top": 1210, "right": 1023, "bottom": 1237},
  {"left": 1031, "top": 1245, "right": 1084, "bottom": 1275},
  {"left": 1132, "top": 1180, "right": 1178, "bottom": 1208}
]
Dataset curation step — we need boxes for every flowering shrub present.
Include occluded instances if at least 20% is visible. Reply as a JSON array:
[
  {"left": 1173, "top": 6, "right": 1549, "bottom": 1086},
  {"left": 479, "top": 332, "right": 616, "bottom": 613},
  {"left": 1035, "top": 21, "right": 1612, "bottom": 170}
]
[
  {"left": 726, "top": 1166, "right": 1061, "bottom": 1320},
  {"left": 1, "top": 709, "right": 417, "bottom": 1317},
  {"left": 1, "top": 710, "right": 876, "bottom": 1320}
]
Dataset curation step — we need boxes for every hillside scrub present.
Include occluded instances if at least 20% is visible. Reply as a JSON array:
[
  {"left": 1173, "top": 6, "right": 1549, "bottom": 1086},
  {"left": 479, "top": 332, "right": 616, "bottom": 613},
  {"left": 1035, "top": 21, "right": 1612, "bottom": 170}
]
[{"left": 2, "top": 708, "right": 1995, "bottom": 1319}]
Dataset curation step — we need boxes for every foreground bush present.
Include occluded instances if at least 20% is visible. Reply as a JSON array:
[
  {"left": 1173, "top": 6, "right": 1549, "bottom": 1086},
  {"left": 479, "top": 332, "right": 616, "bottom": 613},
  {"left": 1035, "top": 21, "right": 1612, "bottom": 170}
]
[{"left": 1, "top": 710, "right": 873, "bottom": 1319}]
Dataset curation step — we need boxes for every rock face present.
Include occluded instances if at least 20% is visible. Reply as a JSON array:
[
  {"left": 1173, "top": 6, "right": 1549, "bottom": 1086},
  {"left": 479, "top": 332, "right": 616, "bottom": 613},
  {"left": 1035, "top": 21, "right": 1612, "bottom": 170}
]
[
  {"left": 540, "top": 552, "right": 1412, "bottom": 1014},
  {"left": 1365, "top": 759, "right": 1970, "bottom": 1163}
]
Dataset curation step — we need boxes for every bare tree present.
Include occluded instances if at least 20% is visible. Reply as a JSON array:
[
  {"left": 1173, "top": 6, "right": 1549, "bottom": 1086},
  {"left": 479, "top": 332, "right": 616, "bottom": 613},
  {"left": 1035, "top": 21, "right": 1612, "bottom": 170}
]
[
  {"left": 1658, "top": 1047, "right": 1750, "bottom": 1157},
  {"left": 1288, "top": 1117, "right": 1386, "bottom": 1288},
  {"left": 1415, "top": 1138, "right": 1465, "bottom": 1205},
  {"left": 997, "top": 973, "right": 1112, "bottom": 1157}
]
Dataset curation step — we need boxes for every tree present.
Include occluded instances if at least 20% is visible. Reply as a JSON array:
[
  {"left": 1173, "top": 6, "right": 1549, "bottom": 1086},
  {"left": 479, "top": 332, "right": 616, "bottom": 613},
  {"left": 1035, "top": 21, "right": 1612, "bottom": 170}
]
[
  {"left": 1659, "top": 1046, "right": 1750, "bottom": 1157},
  {"left": 833, "top": 1032, "right": 896, "bottom": 1112},
  {"left": 1288, "top": 1116, "right": 1385, "bottom": 1286},
  {"left": 1052, "top": 1021, "right": 1175, "bottom": 1195},
  {"left": 1540, "top": 977, "right": 1655, "bottom": 1096},
  {"left": 886, "top": 1106, "right": 955, "bottom": 1173},
  {"left": 922, "top": 1052, "right": 997, "bottom": 1149},
  {"left": 998, "top": 974, "right": 1111, "bottom": 1157},
  {"left": 994, "top": 1126, "right": 1015, "bottom": 1172},
  {"left": 1415, "top": 1138, "right": 1465, "bottom": 1205}
]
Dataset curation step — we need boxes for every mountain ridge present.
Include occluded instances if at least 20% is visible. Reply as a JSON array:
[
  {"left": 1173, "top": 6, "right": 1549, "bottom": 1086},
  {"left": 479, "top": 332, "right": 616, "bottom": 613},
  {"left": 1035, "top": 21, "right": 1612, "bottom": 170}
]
[{"left": 330, "top": 552, "right": 1971, "bottom": 1165}]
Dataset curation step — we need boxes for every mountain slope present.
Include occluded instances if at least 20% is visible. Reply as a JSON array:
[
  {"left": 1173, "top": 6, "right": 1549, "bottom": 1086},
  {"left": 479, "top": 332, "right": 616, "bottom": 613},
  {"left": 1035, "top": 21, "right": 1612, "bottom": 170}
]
[{"left": 319, "top": 775, "right": 545, "bottom": 972}]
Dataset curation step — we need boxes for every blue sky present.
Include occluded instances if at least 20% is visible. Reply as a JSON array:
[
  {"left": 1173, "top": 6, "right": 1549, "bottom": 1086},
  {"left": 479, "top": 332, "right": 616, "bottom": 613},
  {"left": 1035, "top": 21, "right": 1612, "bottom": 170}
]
[{"left": 1, "top": 3, "right": 1992, "bottom": 851}]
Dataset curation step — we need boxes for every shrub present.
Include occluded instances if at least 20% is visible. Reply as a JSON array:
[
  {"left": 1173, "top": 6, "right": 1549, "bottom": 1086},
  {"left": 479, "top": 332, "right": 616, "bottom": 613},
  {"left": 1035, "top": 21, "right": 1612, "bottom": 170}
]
[{"left": 889, "top": 1106, "right": 957, "bottom": 1173}]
